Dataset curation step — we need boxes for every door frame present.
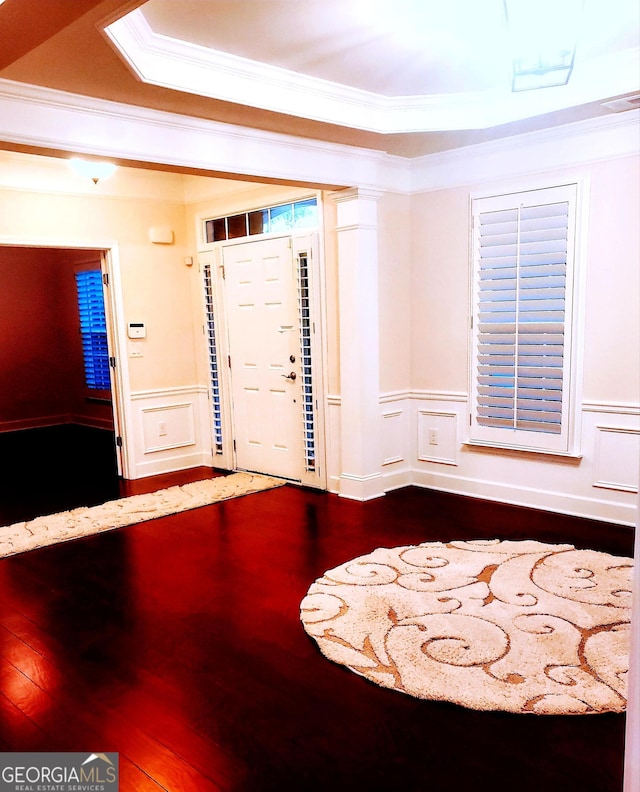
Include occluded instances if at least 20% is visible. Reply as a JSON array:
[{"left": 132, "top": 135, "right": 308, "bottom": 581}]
[
  {"left": 0, "top": 235, "right": 132, "bottom": 478},
  {"left": 199, "top": 230, "right": 328, "bottom": 489}
]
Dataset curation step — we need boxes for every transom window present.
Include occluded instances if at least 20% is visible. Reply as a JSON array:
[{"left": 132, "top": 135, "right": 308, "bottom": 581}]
[{"left": 203, "top": 197, "right": 318, "bottom": 243}]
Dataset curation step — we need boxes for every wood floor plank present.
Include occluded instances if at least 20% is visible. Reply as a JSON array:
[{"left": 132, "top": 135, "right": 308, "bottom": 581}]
[
  {"left": 0, "top": 627, "right": 232, "bottom": 790},
  {"left": 0, "top": 427, "right": 632, "bottom": 791}
]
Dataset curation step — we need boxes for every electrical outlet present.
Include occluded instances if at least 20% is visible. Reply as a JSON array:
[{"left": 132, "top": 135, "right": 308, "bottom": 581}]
[
  {"left": 158, "top": 421, "right": 167, "bottom": 437},
  {"left": 429, "top": 428, "right": 439, "bottom": 445}
]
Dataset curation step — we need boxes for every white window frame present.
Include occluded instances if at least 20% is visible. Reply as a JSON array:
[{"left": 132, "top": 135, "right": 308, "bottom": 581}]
[
  {"left": 198, "top": 193, "right": 321, "bottom": 248},
  {"left": 468, "top": 181, "right": 587, "bottom": 456}
]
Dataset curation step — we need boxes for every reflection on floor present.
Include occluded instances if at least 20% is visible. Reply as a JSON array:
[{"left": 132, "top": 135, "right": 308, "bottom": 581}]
[{"left": 0, "top": 472, "right": 633, "bottom": 791}]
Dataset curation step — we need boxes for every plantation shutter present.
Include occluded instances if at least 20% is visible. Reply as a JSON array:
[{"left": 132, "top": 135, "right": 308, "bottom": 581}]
[
  {"left": 75, "top": 269, "right": 111, "bottom": 390},
  {"left": 470, "top": 184, "right": 578, "bottom": 453}
]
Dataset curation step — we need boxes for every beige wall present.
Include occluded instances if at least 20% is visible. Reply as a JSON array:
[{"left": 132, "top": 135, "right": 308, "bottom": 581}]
[
  {"left": 1, "top": 143, "right": 636, "bottom": 512},
  {"left": 409, "top": 155, "right": 640, "bottom": 401},
  {"left": 582, "top": 156, "right": 640, "bottom": 404},
  {"left": 378, "top": 191, "right": 412, "bottom": 394},
  {"left": 403, "top": 151, "right": 639, "bottom": 524},
  {"left": 0, "top": 182, "right": 194, "bottom": 393},
  {"left": 410, "top": 187, "right": 470, "bottom": 393}
]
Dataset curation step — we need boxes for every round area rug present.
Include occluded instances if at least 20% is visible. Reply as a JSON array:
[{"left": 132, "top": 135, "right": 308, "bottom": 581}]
[{"left": 300, "top": 539, "right": 633, "bottom": 715}]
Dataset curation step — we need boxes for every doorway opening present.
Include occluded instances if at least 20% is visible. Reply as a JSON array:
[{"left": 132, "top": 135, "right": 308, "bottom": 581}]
[{"left": 0, "top": 244, "right": 126, "bottom": 524}]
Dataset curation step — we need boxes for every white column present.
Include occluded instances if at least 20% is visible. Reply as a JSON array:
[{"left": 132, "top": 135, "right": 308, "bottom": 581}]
[{"left": 332, "top": 188, "right": 384, "bottom": 500}]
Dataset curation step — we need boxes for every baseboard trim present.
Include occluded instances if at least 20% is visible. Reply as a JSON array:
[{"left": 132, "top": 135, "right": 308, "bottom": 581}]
[
  {"left": 411, "top": 469, "right": 637, "bottom": 527},
  {"left": 338, "top": 472, "right": 386, "bottom": 501},
  {"left": 0, "top": 415, "right": 72, "bottom": 433},
  {"left": 0, "top": 416, "right": 113, "bottom": 433},
  {"left": 71, "top": 416, "right": 115, "bottom": 431},
  {"left": 381, "top": 468, "right": 413, "bottom": 493},
  {"left": 132, "top": 451, "right": 213, "bottom": 479}
]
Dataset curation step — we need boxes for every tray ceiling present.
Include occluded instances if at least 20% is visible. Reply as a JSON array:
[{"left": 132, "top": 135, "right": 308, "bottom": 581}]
[{"left": 0, "top": 0, "right": 638, "bottom": 157}]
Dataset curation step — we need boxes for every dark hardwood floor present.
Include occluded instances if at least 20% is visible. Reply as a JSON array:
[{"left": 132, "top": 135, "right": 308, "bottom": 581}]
[{"left": 0, "top": 427, "right": 634, "bottom": 791}]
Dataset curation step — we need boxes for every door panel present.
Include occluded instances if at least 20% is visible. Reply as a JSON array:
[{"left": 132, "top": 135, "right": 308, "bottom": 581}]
[{"left": 223, "top": 237, "right": 304, "bottom": 480}]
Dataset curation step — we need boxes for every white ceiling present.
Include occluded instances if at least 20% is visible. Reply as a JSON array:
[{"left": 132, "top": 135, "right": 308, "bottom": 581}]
[
  {"left": 105, "top": 0, "right": 640, "bottom": 133},
  {"left": 0, "top": 0, "right": 638, "bottom": 160}
]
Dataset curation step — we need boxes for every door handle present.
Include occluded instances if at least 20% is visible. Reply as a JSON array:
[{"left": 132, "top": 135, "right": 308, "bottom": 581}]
[{"left": 281, "top": 371, "right": 297, "bottom": 381}]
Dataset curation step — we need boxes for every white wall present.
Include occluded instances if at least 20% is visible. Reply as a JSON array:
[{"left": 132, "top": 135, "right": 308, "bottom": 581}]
[
  {"left": 0, "top": 83, "right": 637, "bottom": 521},
  {"left": 0, "top": 78, "right": 636, "bottom": 787},
  {"left": 376, "top": 123, "right": 640, "bottom": 525},
  {"left": 0, "top": 151, "right": 219, "bottom": 478}
]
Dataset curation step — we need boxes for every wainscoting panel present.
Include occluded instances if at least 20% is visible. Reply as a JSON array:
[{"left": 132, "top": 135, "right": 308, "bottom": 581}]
[
  {"left": 142, "top": 403, "right": 194, "bottom": 453},
  {"left": 417, "top": 409, "right": 458, "bottom": 465},
  {"left": 405, "top": 393, "right": 639, "bottom": 526},
  {"left": 130, "top": 386, "right": 211, "bottom": 478},
  {"left": 380, "top": 393, "right": 412, "bottom": 491},
  {"left": 382, "top": 409, "right": 405, "bottom": 465},
  {"left": 594, "top": 425, "right": 640, "bottom": 493}
]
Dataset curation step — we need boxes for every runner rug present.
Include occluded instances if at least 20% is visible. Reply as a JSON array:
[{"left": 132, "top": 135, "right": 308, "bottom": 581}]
[
  {"left": 300, "top": 539, "right": 633, "bottom": 715},
  {"left": 0, "top": 472, "right": 285, "bottom": 559}
]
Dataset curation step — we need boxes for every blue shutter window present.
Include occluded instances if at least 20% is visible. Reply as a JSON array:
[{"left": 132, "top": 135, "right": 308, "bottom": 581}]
[{"left": 75, "top": 270, "right": 111, "bottom": 390}]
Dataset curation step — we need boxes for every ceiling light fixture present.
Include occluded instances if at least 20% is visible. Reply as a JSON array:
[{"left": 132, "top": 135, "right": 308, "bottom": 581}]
[
  {"left": 505, "top": 0, "right": 583, "bottom": 92},
  {"left": 69, "top": 158, "right": 117, "bottom": 184}
]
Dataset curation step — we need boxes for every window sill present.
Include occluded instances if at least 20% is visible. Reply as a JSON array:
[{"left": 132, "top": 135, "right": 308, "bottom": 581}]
[
  {"left": 86, "top": 393, "right": 111, "bottom": 405},
  {"left": 463, "top": 440, "right": 583, "bottom": 462}
]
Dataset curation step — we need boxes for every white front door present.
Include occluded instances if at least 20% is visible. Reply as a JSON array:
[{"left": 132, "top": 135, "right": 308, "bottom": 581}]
[{"left": 223, "top": 236, "right": 305, "bottom": 481}]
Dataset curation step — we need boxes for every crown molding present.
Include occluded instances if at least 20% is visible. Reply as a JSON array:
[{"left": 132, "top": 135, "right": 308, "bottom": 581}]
[
  {"left": 0, "top": 78, "right": 637, "bottom": 200},
  {"left": 410, "top": 109, "right": 640, "bottom": 193},
  {"left": 0, "top": 78, "right": 411, "bottom": 194},
  {"left": 104, "top": 8, "right": 640, "bottom": 134}
]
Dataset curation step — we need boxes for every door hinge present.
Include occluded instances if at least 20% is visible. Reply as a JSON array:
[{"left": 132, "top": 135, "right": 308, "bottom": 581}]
[
  {"left": 220, "top": 264, "right": 226, "bottom": 279},
  {"left": 228, "top": 355, "right": 231, "bottom": 369},
  {"left": 233, "top": 439, "right": 237, "bottom": 452},
  {"left": 115, "top": 436, "right": 123, "bottom": 448},
  {"left": 109, "top": 356, "right": 117, "bottom": 369},
  {"left": 102, "top": 273, "right": 109, "bottom": 286}
]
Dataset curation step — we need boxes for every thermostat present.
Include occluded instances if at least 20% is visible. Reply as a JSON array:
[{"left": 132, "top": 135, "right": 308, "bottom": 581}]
[{"left": 128, "top": 322, "right": 146, "bottom": 339}]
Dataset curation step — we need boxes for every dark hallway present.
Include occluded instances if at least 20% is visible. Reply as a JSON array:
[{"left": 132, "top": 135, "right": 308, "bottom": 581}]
[{"left": 0, "top": 425, "right": 120, "bottom": 525}]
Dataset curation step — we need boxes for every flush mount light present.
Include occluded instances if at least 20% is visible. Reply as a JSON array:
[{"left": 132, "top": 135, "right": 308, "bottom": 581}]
[
  {"left": 505, "top": 0, "right": 582, "bottom": 92},
  {"left": 69, "top": 158, "right": 117, "bottom": 184}
]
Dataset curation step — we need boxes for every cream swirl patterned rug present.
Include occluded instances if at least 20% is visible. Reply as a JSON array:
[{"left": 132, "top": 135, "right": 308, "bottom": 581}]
[
  {"left": 300, "top": 539, "right": 633, "bottom": 715},
  {"left": 0, "top": 472, "right": 285, "bottom": 559}
]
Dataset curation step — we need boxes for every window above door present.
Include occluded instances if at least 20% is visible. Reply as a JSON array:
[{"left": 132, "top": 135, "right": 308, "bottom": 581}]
[{"left": 203, "top": 197, "right": 318, "bottom": 244}]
